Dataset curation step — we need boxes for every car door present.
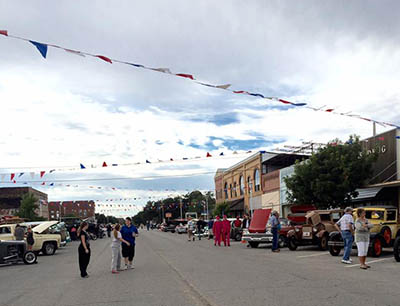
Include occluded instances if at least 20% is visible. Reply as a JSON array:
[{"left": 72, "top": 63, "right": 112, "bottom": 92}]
[{"left": 385, "top": 209, "right": 397, "bottom": 240}]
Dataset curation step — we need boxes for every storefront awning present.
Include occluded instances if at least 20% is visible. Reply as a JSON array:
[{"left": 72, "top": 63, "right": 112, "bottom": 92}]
[
  {"left": 229, "top": 199, "right": 244, "bottom": 212},
  {"left": 352, "top": 187, "right": 383, "bottom": 201}
]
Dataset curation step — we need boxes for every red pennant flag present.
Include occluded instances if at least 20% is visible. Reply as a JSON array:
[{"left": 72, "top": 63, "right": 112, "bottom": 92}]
[
  {"left": 176, "top": 73, "right": 194, "bottom": 80},
  {"left": 10, "top": 173, "right": 15, "bottom": 181},
  {"left": 40, "top": 171, "right": 45, "bottom": 178},
  {"left": 170, "top": 158, "right": 173, "bottom": 161},
  {"left": 0, "top": 30, "right": 8, "bottom": 36},
  {"left": 206, "top": 152, "right": 212, "bottom": 157},
  {"left": 233, "top": 90, "right": 247, "bottom": 94},
  {"left": 102, "top": 162, "right": 107, "bottom": 167},
  {"left": 41, "top": 182, "right": 45, "bottom": 185},
  {"left": 13, "top": 180, "right": 16, "bottom": 184},
  {"left": 325, "top": 109, "right": 334, "bottom": 112},
  {"left": 278, "top": 99, "right": 292, "bottom": 104},
  {"left": 96, "top": 55, "right": 112, "bottom": 63}
]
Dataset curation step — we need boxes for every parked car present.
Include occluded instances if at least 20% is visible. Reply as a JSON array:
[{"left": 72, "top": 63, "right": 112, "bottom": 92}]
[
  {"left": 242, "top": 205, "right": 315, "bottom": 248},
  {"left": 176, "top": 223, "right": 188, "bottom": 234},
  {"left": 394, "top": 236, "right": 400, "bottom": 262},
  {"left": 163, "top": 223, "right": 176, "bottom": 233},
  {"left": 0, "top": 240, "right": 37, "bottom": 265},
  {"left": 329, "top": 206, "right": 400, "bottom": 257},
  {"left": 287, "top": 209, "right": 343, "bottom": 251},
  {"left": 0, "top": 221, "right": 62, "bottom": 255}
]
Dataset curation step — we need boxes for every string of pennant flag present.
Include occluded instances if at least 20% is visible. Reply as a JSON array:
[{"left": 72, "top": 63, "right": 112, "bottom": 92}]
[
  {"left": 0, "top": 150, "right": 252, "bottom": 182},
  {"left": 1, "top": 30, "right": 398, "bottom": 129}
]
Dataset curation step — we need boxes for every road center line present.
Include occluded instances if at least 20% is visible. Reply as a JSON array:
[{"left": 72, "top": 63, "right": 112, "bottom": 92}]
[
  {"left": 297, "top": 252, "right": 330, "bottom": 258},
  {"left": 345, "top": 258, "right": 392, "bottom": 268}
]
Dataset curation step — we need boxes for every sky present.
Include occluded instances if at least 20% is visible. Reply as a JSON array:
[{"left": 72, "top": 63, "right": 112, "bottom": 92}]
[{"left": 1, "top": 1, "right": 400, "bottom": 217}]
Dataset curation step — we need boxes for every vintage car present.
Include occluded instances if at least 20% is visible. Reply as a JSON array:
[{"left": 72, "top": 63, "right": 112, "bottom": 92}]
[
  {"left": 0, "top": 221, "right": 62, "bottom": 255},
  {"left": 0, "top": 240, "right": 37, "bottom": 265},
  {"left": 176, "top": 223, "right": 188, "bottom": 234},
  {"left": 329, "top": 206, "right": 400, "bottom": 257},
  {"left": 287, "top": 209, "right": 343, "bottom": 251},
  {"left": 394, "top": 236, "right": 400, "bottom": 262}
]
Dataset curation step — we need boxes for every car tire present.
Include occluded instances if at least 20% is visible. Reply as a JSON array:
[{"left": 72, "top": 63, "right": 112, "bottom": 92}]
[
  {"left": 288, "top": 236, "right": 298, "bottom": 251},
  {"left": 42, "top": 242, "right": 56, "bottom": 256},
  {"left": 23, "top": 251, "right": 37, "bottom": 264},
  {"left": 380, "top": 227, "right": 392, "bottom": 246},
  {"left": 318, "top": 234, "right": 329, "bottom": 251},
  {"left": 369, "top": 237, "right": 383, "bottom": 257},
  {"left": 249, "top": 242, "right": 259, "bottom": 248},
  {"left": 394, "top": 236, "right": 400, "bottom": 262},
  {"left": 235, "top": 233, "right": 242, "bottom": 242},
  {"left": 278, "top": 235, "right": 287, "bottom": 248}
]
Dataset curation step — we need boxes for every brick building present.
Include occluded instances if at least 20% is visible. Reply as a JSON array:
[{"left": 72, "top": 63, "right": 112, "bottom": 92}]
[
  {"left": 48, "top": 200, "right": 95, "bottom": 220},
  {"left": 0, "top": 187, "right": 49, "bottom": 219}
]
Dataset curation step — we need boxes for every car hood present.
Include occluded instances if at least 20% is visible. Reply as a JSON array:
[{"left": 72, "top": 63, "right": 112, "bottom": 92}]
[{"left": 32, "top": 221, "right": 59, "bottom": 234}]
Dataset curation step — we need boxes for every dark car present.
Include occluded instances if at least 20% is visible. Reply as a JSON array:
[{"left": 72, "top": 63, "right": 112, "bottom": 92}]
[
  {"left": 163, "top": 223, "right": 176, "bottom": 233},
  {"left": 0, "top": 240, "right": 37, "bottom": 265}
]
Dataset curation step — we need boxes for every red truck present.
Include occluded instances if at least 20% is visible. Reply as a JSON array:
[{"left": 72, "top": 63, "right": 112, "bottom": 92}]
[{"left": 241, "top": 206, "right": 315, "bottom": 248}]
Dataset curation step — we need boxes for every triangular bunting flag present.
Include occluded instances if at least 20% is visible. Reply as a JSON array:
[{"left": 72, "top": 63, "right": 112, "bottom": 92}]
[
  {"left": 219, "top": 152, "right": 224, "bottom": 156},
  {"left": 325, "top": 109, "right": 334, "bottom": 112},
  {"left": 64, "top": 48, "right": 85, "bottom": 57},
  {"left": 102, "top": 162, "right": 107, "bottom": 167},
  {"left": 10, "top": 173, "right": 15, "bottom": 181},
  {"left": 50, "top": 183, "right": 54, "bottom": 186},
  {"left": 29, "top": 40, "right": 48, "bottom": 58},
  {"left": 40, "top": 171, "right": 45, "bottom": 178},
  {"left": 41, "top": 182, "right": 45, "bottom": 185},
  {"left": 216, "top": 84, "right": 231, "bottom": 89},
  {"left": 50, "top": 169, "right": 56, "bottom": 173},
  {"left": 80, "top": 163, "right": 86, "bottom": 169},
  {"left": 206, "top": 152, "right": 212, "bottom": 157},
  {"left": 96, "top": 55, "right": 112, "bottom": 63},
  {"left": 151, "top": 68, "right": 171, "bottom": 73},
  {"left": 0, "top": 30, "right": 8, "bottom": 36},
  {"left": 176, "top": 73, "right": 194, "bottom": 80},
  {"left": 18, "top": 173, "right": 24, "bottom": 177},
  {"left": 146, "top": 160, "right": 151, "bottom": 164}
]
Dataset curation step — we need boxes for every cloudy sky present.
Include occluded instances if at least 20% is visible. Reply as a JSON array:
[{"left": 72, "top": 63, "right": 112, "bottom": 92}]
[{"left": 1, "top": 1, "right": 400, "bottom": 216}]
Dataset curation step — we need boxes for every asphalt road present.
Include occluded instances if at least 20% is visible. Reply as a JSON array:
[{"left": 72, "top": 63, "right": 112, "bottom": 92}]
[{"left": 1, "top": 230, "right": 399, "bottom": 306}]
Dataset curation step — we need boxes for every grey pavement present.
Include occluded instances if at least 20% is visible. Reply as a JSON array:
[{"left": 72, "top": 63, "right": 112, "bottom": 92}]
[{"left": 1, "top": 230, "right": 399, "bottom": 306}]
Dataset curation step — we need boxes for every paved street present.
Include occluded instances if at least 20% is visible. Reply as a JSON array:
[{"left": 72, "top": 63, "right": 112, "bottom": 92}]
[{"left": 1, "top": 230, "right": 399, "bottom": 306}]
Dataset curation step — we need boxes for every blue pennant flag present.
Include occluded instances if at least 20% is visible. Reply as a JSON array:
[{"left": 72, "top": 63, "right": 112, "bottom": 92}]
[
  {"left": 292, "top": 103, "right": 307, "bottom": 106},
  {"left": 396, "top": 136, "right": 400, "bottom": 139},
  {"left": 50, "top": 183, "right": 54, "bottom": 186},
  {"left": 249, "top": 93, "right": 265, "bottom": 98},
  {"left": 80, "top": 163, "right": 86, "bottom": 169},
  {"left": 29, "top": 40, "right": 48, "bottom": 58},
  {"left": 219, "top": 152, "right": 224, "bottom": 156},
  {"left": 146, "top": 160, "right": 151, "bottom": 163},
  {"left": 18, "top": 173, "right": 24, "bottom": 177}
]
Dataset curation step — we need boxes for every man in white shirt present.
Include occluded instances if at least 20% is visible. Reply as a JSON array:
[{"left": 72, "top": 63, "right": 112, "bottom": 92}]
[{"left": 335, "top": 207, "right": 354, "bottom": 264}]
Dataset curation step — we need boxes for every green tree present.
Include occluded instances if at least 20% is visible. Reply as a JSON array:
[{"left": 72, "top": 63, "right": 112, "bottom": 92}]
[
  {"left": 284, "top": 135, "right": 378, "bottom": 209},
  {"left": 17, "top": 193, "right": 39, "bottom": 221},
  {"left": 213, "top": 202, "right": 230, "bottom": 217}
]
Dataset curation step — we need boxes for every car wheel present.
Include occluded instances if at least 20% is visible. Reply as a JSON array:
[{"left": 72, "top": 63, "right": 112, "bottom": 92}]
[
  {"left": 369, "top": 237, "right": 383, "bottom": 257},
  {"left": 91, "top": 234, "right": 98, "bottom": 241},
  {"left": 380, "top": 227, "right": 392, "bottom": 246},
  {"left": 278, "top": 235, "right": 287, "bottom": 248},
  {"left": 394, "top": 236, "right": 400, "bottom": 262},
  {"left": 23, "top": 251, "right": 37, "bottom": 264},
  {"left": 288, "top": 236, "right": 298, "bottom": 251},
  {"left": 249, "top": 242, "right": 259, "bottom": 248},
  {"left": 318, "top": 234, "right": 329, "bottom": 251},
  {"left": 235, "top": 233, "right": 242, "bottom": 242},
  {"left": 43, "top": 242, "right": 56, "bottom": 255}
]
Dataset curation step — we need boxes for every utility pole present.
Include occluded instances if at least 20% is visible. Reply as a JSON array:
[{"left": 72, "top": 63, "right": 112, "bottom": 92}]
[
  {"left": 180, "top": 198, "right": 183, "bottom": 219},
  {"left": 373, "top": 122, "right": 376, "bottom": 137}
]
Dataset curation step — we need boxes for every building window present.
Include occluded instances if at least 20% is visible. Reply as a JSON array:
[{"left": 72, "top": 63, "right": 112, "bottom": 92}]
[
  {"left": 247, "top": 176, "right": 252, "bottom": 194},
  {"left": 224, "top": 183, "right": 228, "bottom": 199},
  {"left": 239, "top": 176, "right": 244, "bottom": 195},
  {"left": 233, "top": 182, "right": 237, "bottom": 197},
  {"left": 254, "top": 169, "right": 260, "bottom": 192},
  {"left": 229, "top": 184, "right": 233, "bottom": 198}
]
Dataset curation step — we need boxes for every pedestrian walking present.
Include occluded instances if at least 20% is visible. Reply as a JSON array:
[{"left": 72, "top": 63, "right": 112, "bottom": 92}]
[
  {"left": 269, "top": 211, "right": 281, "bottom": 252},
  {"left": 355, "top": 208, "right": 373, "bottom": 269},
  {"left": 26, "top": 226, "right": 34, "bottom": 251},
  {"left": 120, "top": 217, "right": 138, "bottom": 269},
  {"left": 207, "top": 218, "right": 214, "bottom": 240},
  {"left": 222, "top": 215, "right": 231, "bottom": 247},
  {"left": 70, "top": 225, "right": 77, "bottom": 241},
  {"left": 106, "top": 224, "right": 112, "bottom": 238},
  {"left": 14, "top": 224, "right": 25, "bottom": 241},
  {"left": 187, "top": 217, "right": 195, "bottom": 241},
  {"left": 77, "top": 221, "right": 91, "bottom": 278},
  {"left": 213, "top": 216, "right": 223, "bottom": 246},
  {"left": 111, "top": 224, "right": 131, "bottom": 274},
  {"left": 196, "top": 217, "right": 206, "bottom": 241},
  {"left": 146, "top": 221, "right": 150, "bottom": 231},
  {"left": 335, "top": 207, "right": 355, "bottom": 264}
]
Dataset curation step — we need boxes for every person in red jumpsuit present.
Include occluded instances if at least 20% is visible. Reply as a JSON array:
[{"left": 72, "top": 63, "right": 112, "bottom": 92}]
[
  {"left": 212, "top": 216, "right": 222, "bottom": 246},
  {"left": 222, "top": 215, "right": 231, "bottom": 247}
]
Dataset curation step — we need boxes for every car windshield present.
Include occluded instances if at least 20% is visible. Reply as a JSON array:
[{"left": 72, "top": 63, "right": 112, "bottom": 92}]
[
  {"left": 320, "top": 214, "right": 331, "bottom": 221},
  {"left": 365, "top": 210, "right": 384, "bottom": 220},
  {"left": 279, "top": 219, "right": 289, "bottom": 226}
]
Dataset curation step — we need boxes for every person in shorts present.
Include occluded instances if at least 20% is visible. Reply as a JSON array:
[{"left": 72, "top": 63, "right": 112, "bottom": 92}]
[{"left": 120, "top": 217, "right": 138, "bottom": 269}]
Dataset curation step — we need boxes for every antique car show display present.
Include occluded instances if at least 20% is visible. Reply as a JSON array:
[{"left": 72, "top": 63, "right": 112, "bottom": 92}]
[
  {"left": 329, "top": 206, "right": 400, "bottom": 257},
  {"left": 287, "top": 209, "right": 343, "bottom": 251},
  {"left": 0, "top": 240, "right": 37, "bottom": 266}
]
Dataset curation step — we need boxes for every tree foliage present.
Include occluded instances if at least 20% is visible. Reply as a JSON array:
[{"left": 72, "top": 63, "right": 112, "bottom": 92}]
[
  {"left": 17, "top": 193, "right": 39, "bottom": 221},
  {"left": 213, "top": 202, "right": 230, "bottom": 217},
  {"left": 284, "top": 135, "right": 378, "bottom": 209}
]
